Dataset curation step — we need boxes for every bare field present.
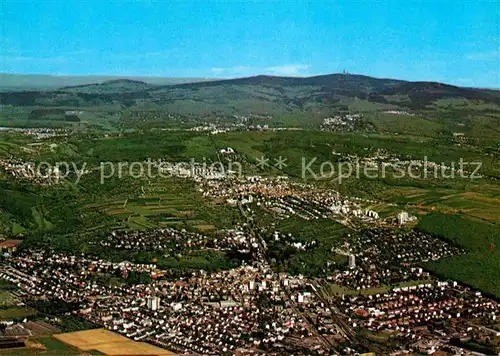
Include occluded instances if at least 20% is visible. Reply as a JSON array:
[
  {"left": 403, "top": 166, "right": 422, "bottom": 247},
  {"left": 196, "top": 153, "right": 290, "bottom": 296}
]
[{"left": 54, "top": 328, "right": 175, "bottom": 355}]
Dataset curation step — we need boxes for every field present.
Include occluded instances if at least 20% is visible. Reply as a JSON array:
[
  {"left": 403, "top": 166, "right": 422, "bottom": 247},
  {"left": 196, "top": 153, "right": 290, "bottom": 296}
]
[
  {"left": 80, "top": 174, "right": 243, "bottom": 236},
  {"left": 324, "top": 278, "right": 434, "bottom": 297},
  {"left": 0, "top": 281, "right": 18, "bottom": 308},
  {"left": 0, "top": 307, "right": 37, "bottom": 320},
  {"left": 376, "top": 183, "right": 500, "bottom": 224},
  {"left": 54, "top": 328, "right": 174, "bottom": 355},
  {"left": 0, "top": 336, "right": 99, "bottom": 356},
  {"left": 417, "top": 213, "right": 500, "bottom": 296},
  {"left": 0, "top": 281, "right": 37, "bottom": 320}
]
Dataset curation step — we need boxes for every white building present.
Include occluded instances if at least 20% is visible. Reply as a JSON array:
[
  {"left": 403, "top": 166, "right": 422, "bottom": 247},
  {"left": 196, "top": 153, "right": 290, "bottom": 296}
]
[
  {"left": 397, "top": 211, "right": 409, "bottom": 225},
  {"left": 348, "top": 254, "right": 356, "bottom": 269},
  {"left": 147, "top": 296, "right": 161, "bottom": 311}
]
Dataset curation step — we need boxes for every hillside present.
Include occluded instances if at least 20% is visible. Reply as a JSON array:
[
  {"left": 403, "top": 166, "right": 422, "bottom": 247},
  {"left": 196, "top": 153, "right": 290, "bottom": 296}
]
[
  {"left": 172, "top": 73, "right": 407, "bottom": 91},
  {"left": 0, "top": 73, "right": 499, "bottom": 138},
  {"left": 1, "top": 73, "right": 498, "bottom": 111},
  {"left": 0, "top": 73, "right": 215, "bottom": 92},
  {"left": 61, "top": 79, "right": 156, "bottom": 93}
]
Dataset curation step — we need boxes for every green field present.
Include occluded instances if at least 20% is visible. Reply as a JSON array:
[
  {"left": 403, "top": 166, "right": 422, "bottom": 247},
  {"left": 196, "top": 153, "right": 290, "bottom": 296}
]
[
  {"left": 0, "top": 336, "right": 93, "bottom": 356},
  {"left": 324, "top": 278, "right": 434, "bottom": 297},
  {"left": 417, "top": 213, "right": 500, "bottom": 296},
  {"left": 0, "top": 307, "right": 37, "bottom": 320}
]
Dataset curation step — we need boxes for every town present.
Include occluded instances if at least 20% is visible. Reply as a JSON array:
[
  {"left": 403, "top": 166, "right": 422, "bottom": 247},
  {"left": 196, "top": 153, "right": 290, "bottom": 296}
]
[
  {"left": 0, "top": 238, "right": 497, "bottom": 355},
  {"left": 1, "top": 144, "right": 498, "bottom": 354}
]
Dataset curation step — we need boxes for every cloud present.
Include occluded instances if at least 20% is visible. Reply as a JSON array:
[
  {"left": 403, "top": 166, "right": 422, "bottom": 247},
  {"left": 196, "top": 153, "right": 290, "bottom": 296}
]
[
  {"left": 465, "top": 50, "right": 499, "bottom": 61},
  {"left": 264, "top": 64, "right": 310, "bottom": 76},
  {"left": 0, "top": 55, "right": 68, "bottom": 64},
  {"left": 209, "top": 64, "right": 311, "bottom": 77},
  {"left": 210, "top": 67, "right": 226, "bottom": 74},
  {"left": 455, "top": 78, "right": 475, "bottom": 86},
  {"left": 65, "top": 49, "right": 94, "bottom": 56},
  {"left": 107, "top": 50, "right": 182, "bottom": 61},
  {"left": 0, "top": 49, "right": 95, "bottom": 65}
]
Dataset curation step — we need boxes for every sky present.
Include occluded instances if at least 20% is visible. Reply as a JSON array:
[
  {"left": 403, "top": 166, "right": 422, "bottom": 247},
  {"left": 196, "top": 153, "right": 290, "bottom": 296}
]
[{"left": 1, "top": 0, "right": 499, "bottom": 87}]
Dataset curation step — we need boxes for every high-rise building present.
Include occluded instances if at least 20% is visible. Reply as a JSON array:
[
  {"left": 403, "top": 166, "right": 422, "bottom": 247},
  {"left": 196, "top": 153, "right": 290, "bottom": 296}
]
[
  {"left": 147, "top": 296, "right": 161, "bottom": 311},
  {"left": 348, "top": 254, "right": 356, "bottom": 269}
]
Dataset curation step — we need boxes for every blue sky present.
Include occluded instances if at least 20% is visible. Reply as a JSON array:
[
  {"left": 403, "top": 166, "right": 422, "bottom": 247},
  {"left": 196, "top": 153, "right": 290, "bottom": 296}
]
[{"left": 1, "top": 0, "right": 499, "bottom": 87}]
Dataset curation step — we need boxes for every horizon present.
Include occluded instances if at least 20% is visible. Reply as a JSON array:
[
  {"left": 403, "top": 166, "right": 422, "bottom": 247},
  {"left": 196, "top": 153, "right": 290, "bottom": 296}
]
[
  {"left": 1, "top": 1, "right": 499, "bottom": 88},
  {"left": 1, "top": 71, "right": 499, "bottom": 90}
]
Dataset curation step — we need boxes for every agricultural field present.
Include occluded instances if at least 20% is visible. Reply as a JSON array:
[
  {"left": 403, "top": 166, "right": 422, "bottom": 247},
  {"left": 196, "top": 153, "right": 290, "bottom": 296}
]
[
  {"left": 0, "top": 307, "right": 37, "bottom": 320},
  {"left": 0, "top": 280, "right": 18, "bottom": 308},
  {"left": 54, "top": 328, "right": 174, "bottom": 355},
  {"left": 0, "top": 336, "right": 100, "bottom": 356},
  {"left": 0, "top": 281, "right": 37, "bottom": 321}
]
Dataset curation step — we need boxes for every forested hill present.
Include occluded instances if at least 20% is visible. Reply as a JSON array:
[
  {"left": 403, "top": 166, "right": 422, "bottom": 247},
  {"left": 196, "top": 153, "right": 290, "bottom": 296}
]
[{"left": 0, "top": 73, "right": 499, "bottom": 128}]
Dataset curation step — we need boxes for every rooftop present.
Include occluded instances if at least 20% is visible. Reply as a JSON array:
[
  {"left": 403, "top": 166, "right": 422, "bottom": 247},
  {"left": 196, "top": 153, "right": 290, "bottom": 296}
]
[{"left": 0, "top": 240, "right": 23, "bottom": 248}]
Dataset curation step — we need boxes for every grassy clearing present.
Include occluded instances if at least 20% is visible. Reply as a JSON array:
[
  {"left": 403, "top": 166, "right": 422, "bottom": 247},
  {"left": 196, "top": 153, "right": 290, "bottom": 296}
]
[
  {"left": 0, "top": 291, "right": 17, "bottom": 307},
  {"left": 367, "top": 112, "right": 445, "bottom": 137},
  {"left": 0, "top": 336, "right": 88, "bottom": 356},
  {"left": 0, "top": 307, "right": 37, "bottom": 319}
]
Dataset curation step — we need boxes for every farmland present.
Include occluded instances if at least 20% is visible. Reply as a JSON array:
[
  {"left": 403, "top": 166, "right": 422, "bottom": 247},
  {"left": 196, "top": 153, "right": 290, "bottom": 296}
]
[{"left": 54, "top": 328, "right": 174, "bottom": 355}]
